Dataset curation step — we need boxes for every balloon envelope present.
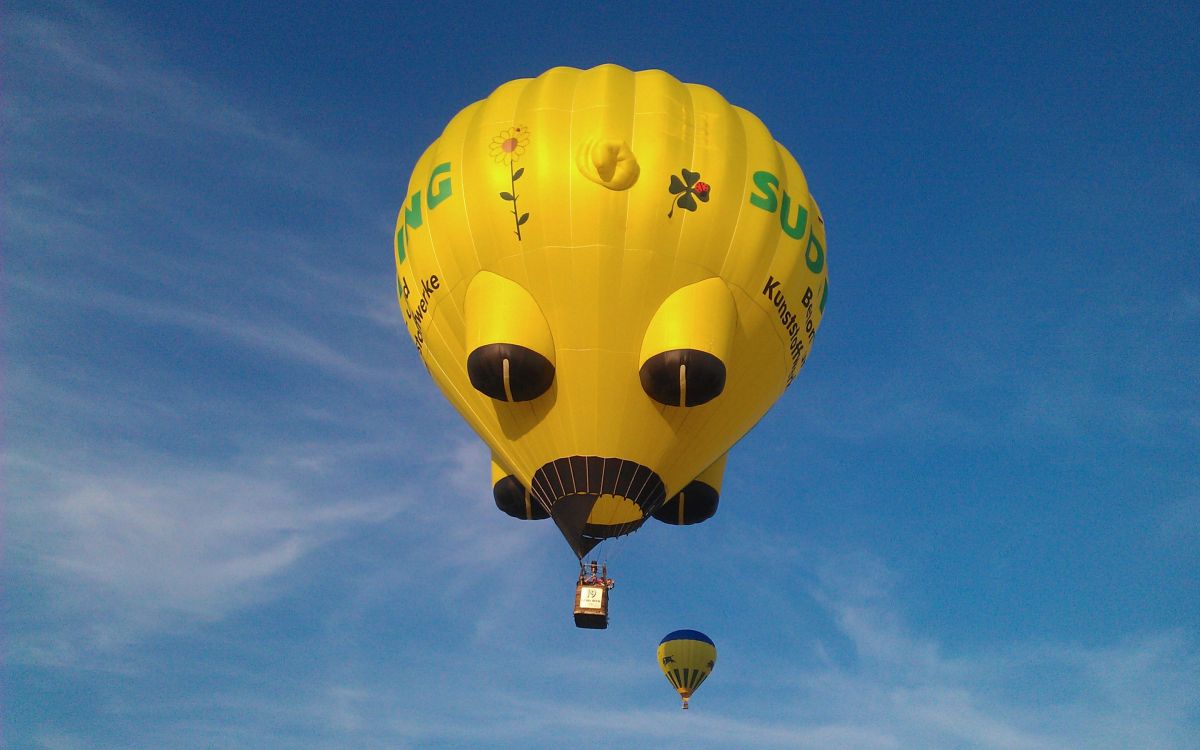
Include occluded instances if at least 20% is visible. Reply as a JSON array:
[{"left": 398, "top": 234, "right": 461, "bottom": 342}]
[
  {"left": 658, "top": 629, "right": 717, "bottom": 708},
  {"left": 394, "top": 65, "right": 828, "bottom": 558}
]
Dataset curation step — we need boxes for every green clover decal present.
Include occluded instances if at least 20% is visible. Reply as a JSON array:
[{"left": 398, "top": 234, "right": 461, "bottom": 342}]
[{"left": 667, "top": 168, "right": 711, "bottom": 218}]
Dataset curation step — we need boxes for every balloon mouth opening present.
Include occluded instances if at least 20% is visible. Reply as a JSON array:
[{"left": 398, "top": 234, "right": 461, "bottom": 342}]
[{"left": 530, "top": 456, "right": 666, "bottom": 557}]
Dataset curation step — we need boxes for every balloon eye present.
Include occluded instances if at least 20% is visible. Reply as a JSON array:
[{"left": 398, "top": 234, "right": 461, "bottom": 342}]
[
  {"left": 493, "top": 472, "right": 549, "bottom": 519},
  {"left": 639, "top": 349, "right": 726, "bottom": 407},
  {"left": 467, "top": 343, "right": 555, "bottom": 402},
  {"left": 463, "top": 272, "right": 556, "bottom": 403},
  {"left": 652, "top": 478, "right": 719, "bottom": 525},
  {"left": 638, "top": 278, "right": 735, "bottom": 408}
]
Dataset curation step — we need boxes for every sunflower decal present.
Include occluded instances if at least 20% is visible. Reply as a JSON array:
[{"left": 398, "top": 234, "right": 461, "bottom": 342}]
[
  {"left": 490, "top": 126, "right": 531, "bottom": 240},
  {"left": 489, "top": 126, "right": 529, "bottom": 164},
  {"left": 667, "top": 168, "right": 710, "bottom": 218}
]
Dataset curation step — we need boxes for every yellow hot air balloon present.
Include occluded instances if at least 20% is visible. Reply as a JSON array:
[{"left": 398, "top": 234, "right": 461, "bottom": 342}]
[
  {"left": 658, "top": 629, "right": 717, "bottom": 709},
  {"left": 394, "top": 64, "right": 827, "bottom": 566}
]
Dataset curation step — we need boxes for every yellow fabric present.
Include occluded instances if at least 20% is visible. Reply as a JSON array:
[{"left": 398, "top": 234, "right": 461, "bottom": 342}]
[
  {"left": 638, "top": 277, "right": 737, "bottom": 369},
  {"left": 586, "top": 494, "right": 643, "bottom": 525},
  {"left": 464, "top": 271, "right": 556, "bottom": 364},
  {"left": 395, "top": 65, "right": 827, "bottom": 549},
  {"left": 489, "top": 455, "right": 510, "bottom": 486},
  {"left": 694, "top": 454, "right": 728, "bottom": 492}
]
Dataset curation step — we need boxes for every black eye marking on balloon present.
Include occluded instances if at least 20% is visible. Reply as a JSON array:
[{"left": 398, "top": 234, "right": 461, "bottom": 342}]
[
  {"left": 493, "top": 473, "right": 549, "bottom": 520},
  {"left": 467, "top": 343, "right": 555, "bottom": 402},
  {"left": 652, "top": 479, "right": 719, "bottom": 525},
  {"left": 639, "top": 348, "right": 726, "bottom": 407}
]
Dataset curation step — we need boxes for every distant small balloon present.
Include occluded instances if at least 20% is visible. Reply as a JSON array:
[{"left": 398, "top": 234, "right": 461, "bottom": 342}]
[{"left": 657, "top": 629, "right": 717, "bottom": 709}]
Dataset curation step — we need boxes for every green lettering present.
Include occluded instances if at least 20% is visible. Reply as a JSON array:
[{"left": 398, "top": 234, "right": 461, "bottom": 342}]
[
  {"left": 819, "top": 278, "right": 828, "bottom": 313},
  {"left": 779, "top": 192, "right": 808, "bottom": 240},
  {"left": 426, "top": 162, "right": 452, "bottom": 210},
  {"left": 395, "top": 228, "right": 406, "bottom": 264},
  {"left": 403, "top": 191, "right": 423, "bottom": 231},
  {"left": 805, "top": 231, "right": 825, "bottom": 274},
  {"left": 749, "top": 171, "right": 779, "bottom": 213}
]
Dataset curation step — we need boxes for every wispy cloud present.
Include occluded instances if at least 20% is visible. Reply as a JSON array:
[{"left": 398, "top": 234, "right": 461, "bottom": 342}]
[
  {"left": 783, "top": 551, "right": 1197, "bottom": 750},
  {"left": 98, "top": 548, "right": 1195, "bottom": 750},
  {"left": 6, "top": 3, "right": 319, "bottom": 169},
  {"left": 6, "top": 420, "right": 544, "bottom": 664},
  {"left": 6, "top": 0, "right": 437, "bottom": 674},
  {"left": 6, "top": 0, "right": 402, "bottom": 389},
  {"left": 8, "top": 457, "right": 402, "bottom": 662},
  {"left": 7, "top": 4, "right": 1197, "bottom": 749}
]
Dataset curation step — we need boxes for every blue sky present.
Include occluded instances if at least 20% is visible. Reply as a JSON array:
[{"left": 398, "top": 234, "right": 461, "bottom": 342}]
[{"left": 5, "top": 1, "right": 1198, "bottom": 748}]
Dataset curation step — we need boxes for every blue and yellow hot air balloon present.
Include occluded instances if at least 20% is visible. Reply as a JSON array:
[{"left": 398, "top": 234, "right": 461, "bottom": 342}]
[
  {"left": 394, "top": 64, "right": 827, "bottom": 563},
  {"left": 658, "top": 629, "right": 717, "bottom": 709}
]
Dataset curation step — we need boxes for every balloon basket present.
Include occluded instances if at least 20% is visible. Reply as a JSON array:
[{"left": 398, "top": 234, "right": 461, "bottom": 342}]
[
  {"left": 573, "top": 563, "right": 611, "bottom": 629},
  {"left": 573, "top": 611, "right": 608, "bottom": 629},
  {"left": 573, "top": 581, "right": 609, "bottom": 629}
]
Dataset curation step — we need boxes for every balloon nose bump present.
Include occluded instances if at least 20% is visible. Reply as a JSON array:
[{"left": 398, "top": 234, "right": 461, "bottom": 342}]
[
  {"left": 639, "top": 349, "right": 726, "bottom": 407},
  {"left": 576, "top": 138, "right": 639, "bottom": 190},
  {"left": 467, "top": 343, "right": 555, "bottom": 402}
]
